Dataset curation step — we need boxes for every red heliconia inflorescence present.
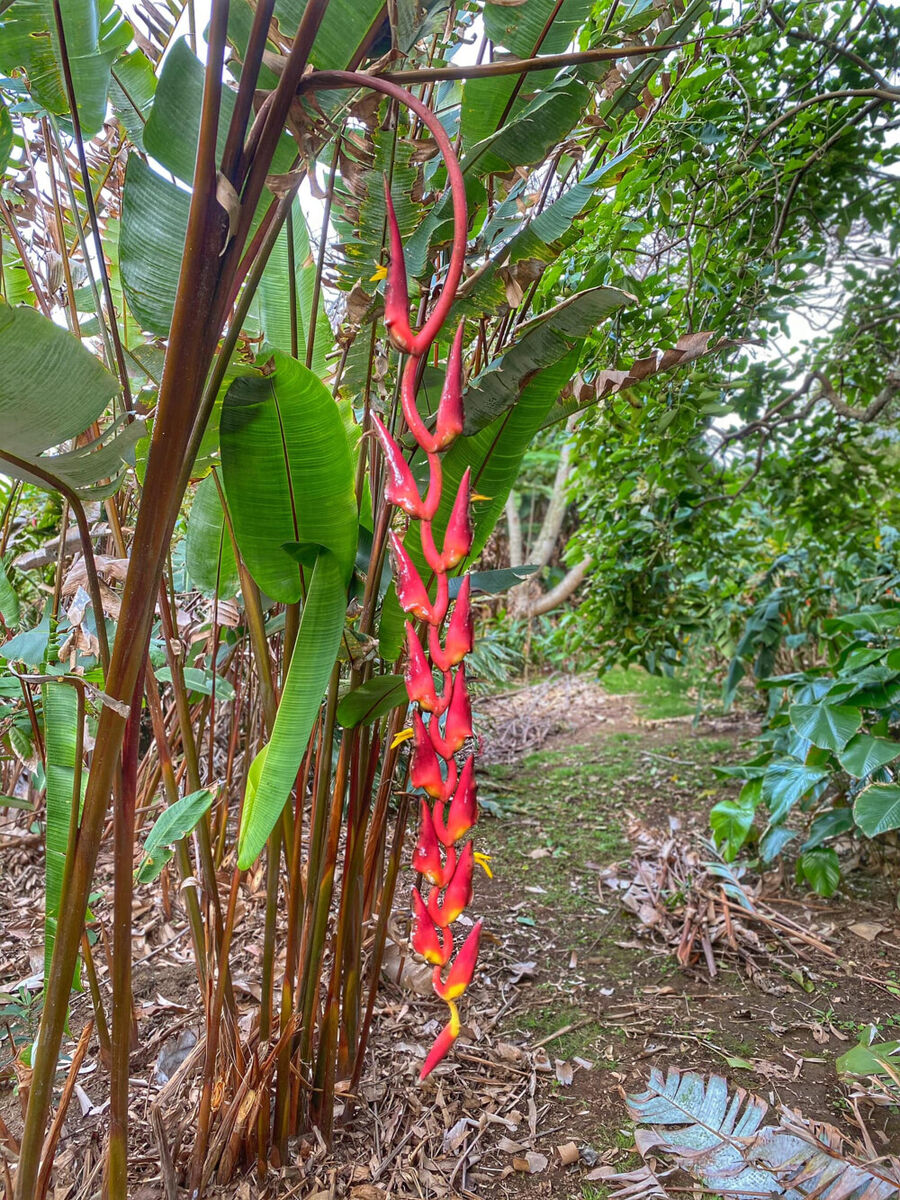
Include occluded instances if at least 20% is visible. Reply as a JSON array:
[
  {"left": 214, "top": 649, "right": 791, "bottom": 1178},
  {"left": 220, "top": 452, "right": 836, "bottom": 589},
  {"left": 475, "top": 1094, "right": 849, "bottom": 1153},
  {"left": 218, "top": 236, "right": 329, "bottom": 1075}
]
[{"left": 372, "top": 107, "right": 483, "bottom": 1080}]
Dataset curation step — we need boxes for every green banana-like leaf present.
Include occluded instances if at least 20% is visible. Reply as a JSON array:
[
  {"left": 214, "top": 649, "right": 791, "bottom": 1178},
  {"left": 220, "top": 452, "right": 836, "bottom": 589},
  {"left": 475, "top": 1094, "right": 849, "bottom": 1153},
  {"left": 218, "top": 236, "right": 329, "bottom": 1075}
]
[
  {"left": 137, "top": 788, "right": 216, "bottom": 883},
  {"left": 460, "top": 0, "right": 593, "bottom": 152},
  {"left": 42, "top": 681, "right": 85, "bottom": 983},
  {"left": 220, "top": 352, "right": 358, "bottom": 603},
  {"left": 0, "top": 0, "right": 132, "bottom": 139},
  {"left": 237, "top": 550, "right": 346, "bottom": 868},
  {"left": 109, "top": 49, "right": 156, "bottom": 149},
  {"left": 247, "top": 199, "right": 333, "bottom": 378},
  {"left": 0, "top": 302, "right": 119, "bottom": 457},
  {"left": 119, "top": 156, "right": 191, "bottom": 337},
  {"left": 0, "top": 560, "right": 20, "bottom": 628},
  {"left": 185, "top": 475, "right": 240, "bottom": 598},
  {"left": 0, "top": 302, "right": 141, "bottom": 497},
  {"left": 463, "top": 75, "right": 590, "bottom": 177},
  {"left": 337, "top": 674, "right": 407, "bottom": 729},
  {"left": 463, "top": 286, "right": 634, "bottom": 434}
]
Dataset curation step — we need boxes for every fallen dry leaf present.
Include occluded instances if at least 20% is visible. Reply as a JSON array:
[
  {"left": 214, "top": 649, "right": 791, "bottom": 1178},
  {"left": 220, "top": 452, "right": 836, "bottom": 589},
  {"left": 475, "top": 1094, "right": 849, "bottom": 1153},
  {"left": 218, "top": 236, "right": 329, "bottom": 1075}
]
[
  {"left": 555, "top": 1059, "right": 574, "bottom": 1086},
  {"left": 848, "top": 921, "right": 887, "bottom": 942},
  {"left": 557, "top": 1141, "right": 579, "bottom": 1165}
]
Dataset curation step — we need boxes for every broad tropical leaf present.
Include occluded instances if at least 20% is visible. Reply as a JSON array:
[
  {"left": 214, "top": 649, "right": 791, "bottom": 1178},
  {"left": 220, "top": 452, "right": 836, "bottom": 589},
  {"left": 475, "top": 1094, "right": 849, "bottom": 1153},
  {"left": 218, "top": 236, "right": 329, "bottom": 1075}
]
[
  {"left": 221, "top": 352, "right": 358, "bottom": 603},
  {"left": 185, "top": 475, "right": 239, "bottom": 598},
  {"left": 838, "top": 733, "right": 900, "bottom": 779},
  {"left": 761, "top": 759, "right": 829, "bottom": 824},
  {"left": 337, "top": 675, "right": 406, "bottom": 729},
  {"left": 237, "top": 550, "right": 346, "bottom": 868},
  {"left": 789, "top": 702, "right": 862, "bottom": 753},
  {"left": 463, "top": 287, "right": 635, "bottom": 434}
]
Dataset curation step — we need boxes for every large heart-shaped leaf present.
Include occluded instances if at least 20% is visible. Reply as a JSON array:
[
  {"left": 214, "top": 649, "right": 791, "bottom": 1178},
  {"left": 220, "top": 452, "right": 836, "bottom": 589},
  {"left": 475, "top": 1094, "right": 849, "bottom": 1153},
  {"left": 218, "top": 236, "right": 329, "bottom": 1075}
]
[
  {"left": 237, "top": 551, "right": 346, "bottom": 868},
  {"left": 854, "top": 782, "right": 900, "bottom": 837},
  {"left": 221, "top": 352, "right": 358, "bottom": 603},
  {"left": 789, "top": 702, "right": 862, "bottom": 753},
  {"left": 762, "top": 759, "right": 829, "bottom": 824},
  {"left": 838, "top": 733, "right": 900, "bottom": 779}
]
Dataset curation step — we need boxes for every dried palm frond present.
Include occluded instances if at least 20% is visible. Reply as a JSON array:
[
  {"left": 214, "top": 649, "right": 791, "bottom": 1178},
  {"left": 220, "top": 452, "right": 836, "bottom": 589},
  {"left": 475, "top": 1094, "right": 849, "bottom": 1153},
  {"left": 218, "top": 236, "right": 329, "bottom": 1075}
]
[{"left": 616, "top": 1067, "right": 900, "bottom": 1200}]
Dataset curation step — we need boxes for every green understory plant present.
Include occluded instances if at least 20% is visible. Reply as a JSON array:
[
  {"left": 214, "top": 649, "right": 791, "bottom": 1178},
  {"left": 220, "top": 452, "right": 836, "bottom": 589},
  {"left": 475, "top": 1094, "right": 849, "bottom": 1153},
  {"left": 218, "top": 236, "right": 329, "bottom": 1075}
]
[{"left": 712, "top": 604, "right": 900, "bottom": 895}]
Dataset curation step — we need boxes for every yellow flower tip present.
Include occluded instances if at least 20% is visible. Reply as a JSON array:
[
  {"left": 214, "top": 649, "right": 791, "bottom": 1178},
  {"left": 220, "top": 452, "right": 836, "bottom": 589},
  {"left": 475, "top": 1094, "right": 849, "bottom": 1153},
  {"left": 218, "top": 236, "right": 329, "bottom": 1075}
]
[
  {"left": 470, "top": 493, "right": 492, "bottom": 502},
  {"left": 390, "top": 727, "right": 414, "bottom": 749},
  {"left": 370, "top": 263, "right": 388, "bottom": 282},
  {"left": 473, "top": 851, "right": 493, "bottom": 879},
  {"left": 447, "top": 999, "right": 461, "bottom": 1037}
]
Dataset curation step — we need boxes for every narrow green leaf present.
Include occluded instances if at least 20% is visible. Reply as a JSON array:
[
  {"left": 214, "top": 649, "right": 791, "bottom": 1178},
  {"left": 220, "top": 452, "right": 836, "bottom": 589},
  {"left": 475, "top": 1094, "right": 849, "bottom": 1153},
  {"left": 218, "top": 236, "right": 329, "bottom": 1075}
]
[
  {"left": 237, "top": 551, "right": 346, "bottom": 868},
  {"left": 337, "top": 675, "right": 407, "bottom": 729},
  {"left": 42, "top": 682, "right": 85, "bottom": 984},
  {"left": 136, "top": 789, "right": 215, "bottom": 883},
  {"left": 0, "top": 560, "right": 20, "bottom": 627}
]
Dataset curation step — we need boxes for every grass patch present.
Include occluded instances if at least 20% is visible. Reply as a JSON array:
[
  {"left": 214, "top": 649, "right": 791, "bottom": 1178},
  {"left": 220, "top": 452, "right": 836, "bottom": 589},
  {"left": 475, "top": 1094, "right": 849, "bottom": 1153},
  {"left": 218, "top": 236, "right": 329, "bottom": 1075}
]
[{"left": 599, "top": 665, "right": 699, "bottom": 719}]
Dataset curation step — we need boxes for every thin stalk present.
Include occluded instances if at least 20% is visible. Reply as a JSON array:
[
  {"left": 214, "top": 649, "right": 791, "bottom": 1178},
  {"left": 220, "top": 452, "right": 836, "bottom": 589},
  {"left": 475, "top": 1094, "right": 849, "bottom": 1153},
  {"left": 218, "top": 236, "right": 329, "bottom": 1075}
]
[
  {"left": 80, "top": 932, "right": 111, "bottom": 1067},
  {"left": 106, "top": 669, "right": 144, "bottom": 1200},
  {"left": 48, "top": 2, "right": 132, "bottom": 410},
  {"left": 144, "top": 669, "right": 208, "bottom": 983}
]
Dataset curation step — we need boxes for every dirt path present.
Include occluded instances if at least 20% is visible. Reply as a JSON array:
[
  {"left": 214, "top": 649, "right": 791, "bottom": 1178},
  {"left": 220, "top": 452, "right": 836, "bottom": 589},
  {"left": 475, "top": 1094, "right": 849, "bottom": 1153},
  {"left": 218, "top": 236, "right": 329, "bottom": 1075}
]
[{"left": 2, "top": 677, "right": 899, "bottom": 1198}]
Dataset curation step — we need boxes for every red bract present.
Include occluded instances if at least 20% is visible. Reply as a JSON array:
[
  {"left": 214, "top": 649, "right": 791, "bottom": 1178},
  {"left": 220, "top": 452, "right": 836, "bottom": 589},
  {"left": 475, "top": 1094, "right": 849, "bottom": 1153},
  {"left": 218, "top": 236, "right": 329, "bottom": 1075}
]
[
  {"left": 412, "top": 798, "right": 444, "bottom": 886},
  {"left": 371, "top": 414, "right": 427, "bottom": 520},
  {"left": 390, "top": 531, "right": 433, "bottom": 622},
  {"left": 411, "top": 888, "right": 452, "bottom": 966},
  {"left": 435, "top": 755, "right": 477, "bottom": 845},
  {"left": 433, "top": 323, "right": 465, "bottom": 449},
  {"left": 383, "top": 181, "right": 415, "bottom": 354},
  {"left": 418, "top": 1002, "right": 461, "bottom": 1081},
  {"left": 430, "top": 575, "right": 473, "bottom": 671},
  {"left": 404, "top": 623, "right": 437, "bottom": 712},
  {"left": 429, "top": 665, "right": 472, "bottom": 758},
  {"left": 440, "top": 469, "right": 473, "bottom": 569},
  {"left": 432, "top": 920, "right": 482, "bottom": 1001},
  {"left": 427, "top": 840, "right": 473, "bottom": 926},
  {"left": 409, "top": 711, "right": 443, "bottom": 798}
]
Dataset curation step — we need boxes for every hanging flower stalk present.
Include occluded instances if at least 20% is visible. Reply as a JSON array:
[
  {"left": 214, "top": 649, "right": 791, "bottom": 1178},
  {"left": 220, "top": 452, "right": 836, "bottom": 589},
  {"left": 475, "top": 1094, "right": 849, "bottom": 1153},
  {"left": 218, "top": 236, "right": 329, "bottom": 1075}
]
[{"left": 347, "top": 72, "right": 480, "bottom": 1080}]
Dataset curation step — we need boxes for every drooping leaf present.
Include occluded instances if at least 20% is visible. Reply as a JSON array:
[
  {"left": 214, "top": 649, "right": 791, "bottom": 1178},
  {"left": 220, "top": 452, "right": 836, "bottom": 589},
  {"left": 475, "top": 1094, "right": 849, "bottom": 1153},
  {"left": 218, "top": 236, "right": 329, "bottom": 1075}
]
[
  {"left": 156, "top": 666, "right": 237, "bottom": 701},
  {"left": 853, "top": 782, "right": 900, "bottom": 838},
  {"left": 108, "top": 49, "right": 156, "bottom": 149},
  {"left": 237, "top": 551, "right": 346, "bottom": 868},
  {"left": 220, "top": 352, "right": 358, "bottom": 603},
  {"left": 463, "top": 287, "right": 635, "bottom": 435},
  {"left": 796, "top": 847, "right": 840, "bottom": 897},
  {"left": 710, "top": 796, "right": 756, "bottom": 861},
  {"left": 0, "top": 302, "right": 118, "bottom": 458},
  {"left": 0, "top": 0, "right": 132, "bottom": 139},
  {"left": 337, "top": 674, "right": 407, "bottom": 729},
  {"left": 136, "top": 788, "right": 216, "bottom": 883},
  {"left": 789, "top": 702, "right": 862, "bottom": 753},
  {"left": 0, "top": 560, "right": 20, "bottom": 628},
  {"left": 185, "top": 475, "right": 239, "bottom": 598}
]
